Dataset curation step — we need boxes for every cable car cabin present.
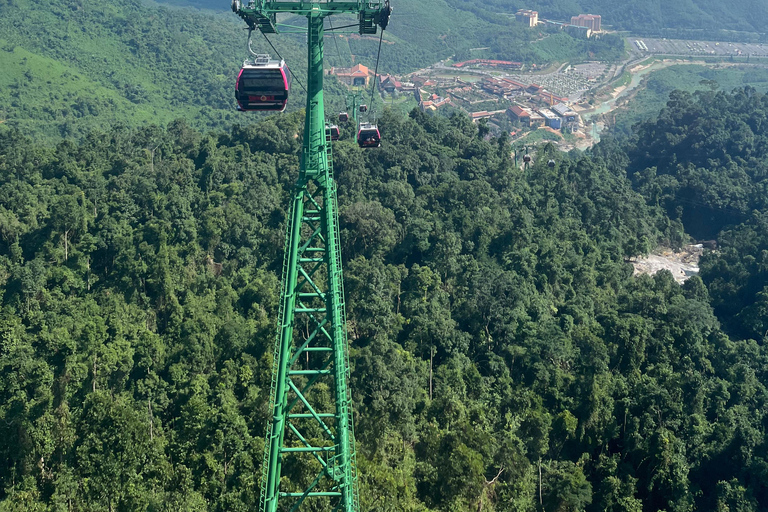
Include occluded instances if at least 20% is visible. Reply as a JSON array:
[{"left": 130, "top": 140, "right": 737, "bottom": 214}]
[
  {"left": 235, "top": 55, "right": 290, "bottom": 112},
  {"left": 339, "top": 112, "right": 349, "bottom": 123},
  {"left": 359, "top": 104, "right": 368, "bottom": 113},
  {"left": 357, "top": 123, "right": 381, "bottom": 148},
  {"left": 326, "top": 124, "right": 340, "bottom": 141}
]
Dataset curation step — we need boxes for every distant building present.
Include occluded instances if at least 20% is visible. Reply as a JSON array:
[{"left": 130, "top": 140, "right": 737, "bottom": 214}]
[
  {"left": 508, "top": 105, "right": 531, "bottom": 126},
  {"left": 529, "top": 110, "right": 545, "bottom": 128},
  {"left": 330, "top": 64, "right": 370, "bottom": 86},
  {"left": 419, "top": 92, "right": 451, "bottom": 111},
  {"left": 570, "top": 14, "right": 601, "bottom": 31},
  {"left": 534, "top": 92, "right": 569, "bottom": 105},
  {"left": 538, "top": 108, "right": 562, "bottom": 129},
  {"left": 553, "top": 103, "right": 580, "bottom": 126},
  {"left": 470, "top": 111, "right": 494, "bottom": 122},
  {"left": 565, "top": 24, "right": 592, "bottom": 39},
  {"left": 378, "top": 75, "right": 402, "bottom": 93},
  {"left": 508, "top": 105, "right": 544, "bottom": 127},
  {"left": 527, "top": 83, "right": 544, "bottom": 94},
  {"left": 481, "top": 77, "right": 523, "bottom": 96},
  {"left": 453, "top": 59, "right": 523, "bottom": 70},
  {"left": 516, "top": 9, "right": 539, "bottom": 27}
]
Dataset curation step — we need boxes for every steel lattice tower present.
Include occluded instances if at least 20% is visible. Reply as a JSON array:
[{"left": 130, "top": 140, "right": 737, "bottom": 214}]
[{"left": 232, "top": 2, "right": 390, "bottom": 511}]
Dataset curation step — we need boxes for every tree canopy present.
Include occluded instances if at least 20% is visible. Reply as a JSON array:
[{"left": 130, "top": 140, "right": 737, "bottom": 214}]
[{"left": 2, "top": 92, "right": 768, "bottom": 511}]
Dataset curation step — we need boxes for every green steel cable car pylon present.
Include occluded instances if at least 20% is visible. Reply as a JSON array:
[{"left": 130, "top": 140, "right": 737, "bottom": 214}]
[{"left": 232, "top": 1, "right": 390, "bottom": 511}]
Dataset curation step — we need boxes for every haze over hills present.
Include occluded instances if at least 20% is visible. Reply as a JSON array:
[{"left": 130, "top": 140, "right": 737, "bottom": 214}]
[
  {"left": 169, "top": 0, "right": 768, "bottom": 39},
  {"left": 445, "top": 0, "right": 768, "bottom": 38},
  {"left": 0, "top": 0, "right": 625, "bottom": 140}
]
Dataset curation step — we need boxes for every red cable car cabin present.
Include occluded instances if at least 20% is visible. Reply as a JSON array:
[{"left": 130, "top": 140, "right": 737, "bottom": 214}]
[
  {"left": 235, "top": 55, "right": 290, "bottom": 112},
  {"left": 327, "top": 124, "right": 340, "bottom": 141},
  {"left": 339, "top": 112, "right": 349, "bottom": 123},
  {"left": 357, "top": 123, "right": 381, "bottom": 148}
]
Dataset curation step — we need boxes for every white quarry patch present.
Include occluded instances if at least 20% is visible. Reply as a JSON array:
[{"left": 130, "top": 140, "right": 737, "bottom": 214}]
[{"left": 631, "top": 245, "right": 704, "bottom": 284}]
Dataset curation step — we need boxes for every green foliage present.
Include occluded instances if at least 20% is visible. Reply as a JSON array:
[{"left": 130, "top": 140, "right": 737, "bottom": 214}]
[
  {"left": 613, "top": 65, "right": 768, "bottom": 138},
  {"left": 2, "top": 97, "right": 768, "bottom": 512},
  {"left": 604, "top": 87, "right": 768, "bottom": 239},
  {"left": 0, "top": 0, "right": 628, "bottom": 144}
]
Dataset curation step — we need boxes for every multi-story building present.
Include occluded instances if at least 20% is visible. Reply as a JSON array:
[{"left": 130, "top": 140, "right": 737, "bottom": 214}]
[
  {"left": 330, "top": 64, "right": 370, "bottom": 86},
  {"left": 553, "top": 103, "right": 580, "bottom": 127},
  {"left": 570, "top": 14, "right": 601, "bottom": 31},
  {"left": 529, "top": 110, "right": 545, "bottom": 128},
  {"left": 516, "top": 9, "right": 539, "bottom": 27},
  {"left": 508, "top": 105, "right": 531, "bottom": 126},
  {"left": 538, "top": 109, "right": 562, "bottom": 129},
  {"left": 566, "top": 25, "right": 591, "bottom": 39}
]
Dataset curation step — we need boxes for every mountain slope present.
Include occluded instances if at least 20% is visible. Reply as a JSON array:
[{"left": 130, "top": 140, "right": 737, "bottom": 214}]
[
  {"left": 447, "top": 0, "right": 768, "bottom": 37},
  {"left": 0, "top": 0, "right": 313, "bottom": 138},
  {"left": 2, "top": 101, "right": 768, "bottom": 511}
]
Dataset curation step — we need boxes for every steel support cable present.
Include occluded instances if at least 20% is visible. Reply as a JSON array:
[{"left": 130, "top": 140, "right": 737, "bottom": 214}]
[
  {"left": 368, "top": 28, "right": 384, "bottom": 118},
  {"left": 261, "top": 31, "right": 308, "bottom": 93},
  {"left": 327, "top": 16, "right": 343, "bottom": 65},
  {"left": 324, "top": 23, "right": 359, "bottom": 31}
]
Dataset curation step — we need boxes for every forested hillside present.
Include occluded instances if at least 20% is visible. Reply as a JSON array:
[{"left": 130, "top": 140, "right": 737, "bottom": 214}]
[
  {"left": 0, "top": 0, "right": 329, "bottom": 139},
  {"left": 0, "top": 0, "right": 627, "bottom": 143},
  {"left": 158, "top": 0, "right": 768, "bottom": 38},
  {"left": 596, "top": 86, "right": 768, "bottom": 347},
  {"left": 611, "top": 65, "right": 768, "bottom": 138},
  {"left": 446, "top": 0, "right": 768, "bottom": 40},
  {"left": 2, "top": 87, "right": 768, "bottom": 510}
]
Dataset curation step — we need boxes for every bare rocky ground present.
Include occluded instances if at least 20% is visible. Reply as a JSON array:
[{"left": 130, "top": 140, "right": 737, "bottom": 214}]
[{"left": 631, "top": 245, "right": 704, "bottom": 284}]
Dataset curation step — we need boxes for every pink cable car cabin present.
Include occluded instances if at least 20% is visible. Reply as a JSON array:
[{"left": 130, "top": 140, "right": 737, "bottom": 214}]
[{"left": 235, "top": 54, "right": 290, "bottom": 112}]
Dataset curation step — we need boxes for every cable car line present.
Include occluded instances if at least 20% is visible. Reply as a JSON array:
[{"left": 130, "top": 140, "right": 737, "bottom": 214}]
[
  {"left": 261, "top": 30, "right": 308, "bottom": 93},
  {"left": 328, "top": 17, "right": 343, "bottom": 67},
  {"left": 368, "top": 28, "right": 384, "bottom": 114},
  {"left": 232, "top": 0, "right": 393, "bottom": 508}
]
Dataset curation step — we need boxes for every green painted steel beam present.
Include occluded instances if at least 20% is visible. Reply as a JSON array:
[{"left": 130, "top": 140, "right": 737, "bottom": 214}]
[
  {"left": 281, "top": 446, "right": 337, "bottom": 453},
  {"left": 282, "top": 492, "right": 343, "bottom": 497}
]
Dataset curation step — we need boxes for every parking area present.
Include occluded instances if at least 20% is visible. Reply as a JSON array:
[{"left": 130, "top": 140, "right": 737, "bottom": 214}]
[
  {"left": 570, "top": 62, "right": 608, "bottom": 79},
  {"left": 504, "top": 62, "right": 609, "bottom": 99},
  {"left": 630, "top": 38, "right": 768, "bottom": 57}
]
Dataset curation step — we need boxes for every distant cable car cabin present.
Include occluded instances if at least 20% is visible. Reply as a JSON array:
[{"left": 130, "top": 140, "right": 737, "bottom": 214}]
[
  {"left": 327, "top": 124, "right": 340, "bottom": 141},
  {"left": 357, "top": 122, "right": 381, "bottom": 148},
  {"left": 523, "top": 154, "right": 531, "bottom": 163},
  {"left": 359, "top": 104, "right": 368, "bottom": 113},
  {"left": 235, "top": 54, "right": 290, "bottom": 112},
  {"left": 339, "top": 112, "right": 349, "bottom": 123}
]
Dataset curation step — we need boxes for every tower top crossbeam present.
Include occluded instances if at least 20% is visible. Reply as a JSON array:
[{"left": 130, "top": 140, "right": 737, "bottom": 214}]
[{"left": 233, "top": 0, "right": 390, "bottom": 34}]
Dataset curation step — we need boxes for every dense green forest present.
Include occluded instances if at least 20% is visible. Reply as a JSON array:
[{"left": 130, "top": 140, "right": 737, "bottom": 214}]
[
  {"left": 3, "top": 83, "right": 768, "bottom": 511},
  {"left": 610, "top": 64, "right": 768, "bottom": 137}
]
